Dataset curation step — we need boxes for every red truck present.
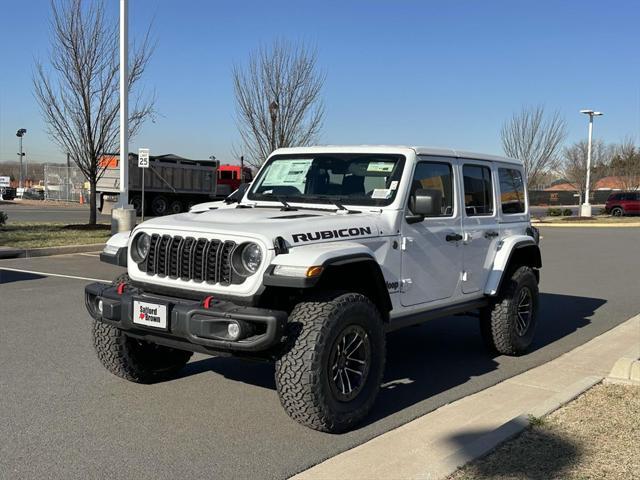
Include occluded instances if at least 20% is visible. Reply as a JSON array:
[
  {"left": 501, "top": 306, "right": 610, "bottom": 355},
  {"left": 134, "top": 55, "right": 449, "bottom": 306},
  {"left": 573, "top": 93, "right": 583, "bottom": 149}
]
[{"left": 217, "top": 164, "right": 253, "bottom": 194}]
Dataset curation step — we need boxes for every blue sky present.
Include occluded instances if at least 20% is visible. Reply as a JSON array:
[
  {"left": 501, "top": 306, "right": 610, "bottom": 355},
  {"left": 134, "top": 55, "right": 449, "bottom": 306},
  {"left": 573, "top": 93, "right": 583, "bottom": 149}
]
[{"left": 0, "top": 0, "right": 638, "bottom": 165}]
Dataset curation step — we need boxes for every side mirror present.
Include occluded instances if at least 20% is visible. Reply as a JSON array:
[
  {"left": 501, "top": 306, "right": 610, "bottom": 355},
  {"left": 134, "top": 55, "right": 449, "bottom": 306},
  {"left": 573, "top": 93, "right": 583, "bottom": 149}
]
[{"left": 406, "top": 189, "right": 443, "bottom": 223}]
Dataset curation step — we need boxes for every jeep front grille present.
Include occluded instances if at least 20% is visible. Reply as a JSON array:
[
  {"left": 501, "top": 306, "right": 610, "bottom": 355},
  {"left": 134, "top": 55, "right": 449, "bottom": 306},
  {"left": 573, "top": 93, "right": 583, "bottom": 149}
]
[{"left": 140, "top": 234, "right": 236, "bottom": 285}]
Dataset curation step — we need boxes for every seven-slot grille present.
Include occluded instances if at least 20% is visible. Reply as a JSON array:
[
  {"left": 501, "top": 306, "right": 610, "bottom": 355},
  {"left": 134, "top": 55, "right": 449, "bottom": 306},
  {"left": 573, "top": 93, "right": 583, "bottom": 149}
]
[{"left": 140, "top": 234, "right": 236, "bottom": 285}]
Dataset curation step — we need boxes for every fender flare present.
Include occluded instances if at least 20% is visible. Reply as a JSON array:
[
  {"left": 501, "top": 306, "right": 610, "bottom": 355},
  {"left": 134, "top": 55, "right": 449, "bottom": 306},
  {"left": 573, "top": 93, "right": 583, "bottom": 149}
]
[
  {"left": 484, "top": 236, "right": 541, "bottom": 296},
  {"left": 100, "top": 231, "right": 130, "bottom": 267},
  {"left": 263, "top": 243, "right": 392, "bottom": 314}
]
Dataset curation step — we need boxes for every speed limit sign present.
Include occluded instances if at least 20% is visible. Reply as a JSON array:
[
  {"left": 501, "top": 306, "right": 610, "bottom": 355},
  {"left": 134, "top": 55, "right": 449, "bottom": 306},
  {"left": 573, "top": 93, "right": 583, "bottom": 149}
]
[{"left": 138, "top": 148, "right": 150, "bottom": 168}]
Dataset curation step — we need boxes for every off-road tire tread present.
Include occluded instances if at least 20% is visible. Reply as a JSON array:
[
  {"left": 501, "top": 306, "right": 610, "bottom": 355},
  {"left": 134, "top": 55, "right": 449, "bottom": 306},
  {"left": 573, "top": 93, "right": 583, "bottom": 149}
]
[
  {"left": 275, "top": 292, "right": 385, "bottom": 433},
  {"left": 481, "top": 266, "right": 538, "bottom": 356},
  {"left": 92, "top": 273, "right": 192, "bottom": 383}
]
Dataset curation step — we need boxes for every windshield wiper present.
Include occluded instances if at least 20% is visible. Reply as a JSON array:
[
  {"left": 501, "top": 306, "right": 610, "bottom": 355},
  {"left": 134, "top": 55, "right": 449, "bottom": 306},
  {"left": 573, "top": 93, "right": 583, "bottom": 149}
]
[
  {"left": 301, "top": 195, "right": 359, "bottom": 213},
  {"left": 276, "top": 197, "right": 298, "bottom": 211}
]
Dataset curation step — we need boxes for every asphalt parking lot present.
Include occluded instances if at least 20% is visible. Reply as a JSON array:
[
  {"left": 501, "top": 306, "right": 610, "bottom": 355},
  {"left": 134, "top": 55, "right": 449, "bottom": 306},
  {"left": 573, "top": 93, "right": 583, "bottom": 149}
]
[{"left": 1, "top": 227, "right": 639, "bottom": 479}]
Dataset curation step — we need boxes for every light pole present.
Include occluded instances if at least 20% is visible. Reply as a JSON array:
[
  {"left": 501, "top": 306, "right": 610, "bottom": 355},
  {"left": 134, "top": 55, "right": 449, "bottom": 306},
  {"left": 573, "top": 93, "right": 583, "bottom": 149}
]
[
  {"left": 579, "top": 109, "right": 603, "bottom": 217},
  {"left": 111, "top": 0, "right": 135, "bottom": 233},
  {"left": 16, "top": 128, "right": 27, "bottom": 189}
]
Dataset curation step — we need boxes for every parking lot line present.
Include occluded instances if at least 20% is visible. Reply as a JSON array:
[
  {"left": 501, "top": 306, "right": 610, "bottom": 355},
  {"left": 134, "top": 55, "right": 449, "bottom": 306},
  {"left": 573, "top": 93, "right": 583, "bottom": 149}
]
[{"left": 0, "top": 266, "right": 109, "bottom": 283}]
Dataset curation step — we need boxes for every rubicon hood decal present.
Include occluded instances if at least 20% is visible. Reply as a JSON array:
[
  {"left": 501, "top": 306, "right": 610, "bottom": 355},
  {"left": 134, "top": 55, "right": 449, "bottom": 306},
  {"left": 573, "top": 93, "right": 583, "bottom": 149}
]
[{"left": 292, "top": 226, "right": 373, "bottom": 243}]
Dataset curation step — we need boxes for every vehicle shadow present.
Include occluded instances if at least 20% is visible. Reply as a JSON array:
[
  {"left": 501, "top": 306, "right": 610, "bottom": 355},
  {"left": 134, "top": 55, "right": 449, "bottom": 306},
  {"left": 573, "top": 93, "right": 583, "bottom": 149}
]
[
  {"left": 0, "top": 269, "right": 46, "bottom": 284},
  {"left": 445, "top": 420, "right": 582, "bottom": 479},
  {"left": 368, "top": 292, "right": 604, "bottom": 422},
  {"left": 176, "top": 292, "right": 605, "bottom": 426}
]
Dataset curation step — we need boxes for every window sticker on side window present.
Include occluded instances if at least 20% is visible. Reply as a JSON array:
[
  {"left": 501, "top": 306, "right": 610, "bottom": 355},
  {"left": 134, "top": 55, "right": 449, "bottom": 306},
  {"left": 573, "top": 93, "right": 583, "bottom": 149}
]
[
  {"left": 367, "top": 161, "right": 395, "bottom": 173},
  {"left": 262, "top": 159, "right": 313, "bottom": 186}
]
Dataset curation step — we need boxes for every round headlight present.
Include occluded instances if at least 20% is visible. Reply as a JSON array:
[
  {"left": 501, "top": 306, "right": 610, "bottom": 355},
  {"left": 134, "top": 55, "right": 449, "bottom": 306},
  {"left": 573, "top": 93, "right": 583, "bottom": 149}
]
[
  {"left": 133, "top": 233, "right": 151, "bottom": 262},
  {"left": 240, "top": 243, "right": 262, "bottom": 273}
]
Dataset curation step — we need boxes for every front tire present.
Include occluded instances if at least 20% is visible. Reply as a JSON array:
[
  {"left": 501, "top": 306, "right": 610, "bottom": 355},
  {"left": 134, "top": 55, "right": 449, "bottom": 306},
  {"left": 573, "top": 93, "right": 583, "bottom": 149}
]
[
  {"left": 92, "top": 272, "right": 193, "bottom": 383},
  {"left": 611, "top": 207, "right": 624, "bottom": 217},
  {"left": 275, "top": 293, "right": 386, "bottom": 433},
  {"left": 480, "top": 266, "right": 539, "bottom": 356},
  {"left": 92, "top": 322, "right": 193, "bottom": 383}
]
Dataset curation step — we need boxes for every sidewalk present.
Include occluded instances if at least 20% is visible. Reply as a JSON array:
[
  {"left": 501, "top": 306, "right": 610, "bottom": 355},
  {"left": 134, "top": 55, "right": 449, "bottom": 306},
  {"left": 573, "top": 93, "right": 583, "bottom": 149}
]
[{"left": 292, "top": 314, "right": 640, "bottom": 480}]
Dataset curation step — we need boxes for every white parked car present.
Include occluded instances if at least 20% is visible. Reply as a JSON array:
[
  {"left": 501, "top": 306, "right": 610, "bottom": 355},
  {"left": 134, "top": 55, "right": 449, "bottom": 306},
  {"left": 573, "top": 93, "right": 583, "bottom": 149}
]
[{"left": 88, "top": 146, "right": 541, "bottom": 433}]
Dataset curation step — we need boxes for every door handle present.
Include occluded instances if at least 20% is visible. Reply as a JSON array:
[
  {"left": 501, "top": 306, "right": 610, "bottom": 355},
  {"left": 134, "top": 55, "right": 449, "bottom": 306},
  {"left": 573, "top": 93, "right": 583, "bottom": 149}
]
[
  {"left": 445, "top": 233, "right": 463, "bottom": 242},
  {"left": 484, "top": 231, "right": 499, "bottom": 239}
]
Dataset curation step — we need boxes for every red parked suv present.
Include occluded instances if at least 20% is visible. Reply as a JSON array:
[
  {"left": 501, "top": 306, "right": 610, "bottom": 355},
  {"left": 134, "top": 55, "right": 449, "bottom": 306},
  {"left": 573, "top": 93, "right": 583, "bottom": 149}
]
[{"left": 605, "top": 191, "right": 640, "bottom": 216}]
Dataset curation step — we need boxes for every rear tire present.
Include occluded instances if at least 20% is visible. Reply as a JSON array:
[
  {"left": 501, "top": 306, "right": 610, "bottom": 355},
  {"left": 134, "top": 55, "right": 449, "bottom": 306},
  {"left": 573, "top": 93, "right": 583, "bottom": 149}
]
[
  {"left": 150, "top": 195, "right": 169, "bottom": 216},
  {"left": 130, "top": 195, "right": 143, "bottom": 216},
  {"left": 480, "top": 266, "right": 539, "bottom": 356},
  {"left": 611, "top": 207, "right": 624, "bottom": 217},
  {"left": 168, "top": 199, "right": 183, "bottom": 214},
  {"left": 275, "top": 292, "right": 386, "bottom": 433}
]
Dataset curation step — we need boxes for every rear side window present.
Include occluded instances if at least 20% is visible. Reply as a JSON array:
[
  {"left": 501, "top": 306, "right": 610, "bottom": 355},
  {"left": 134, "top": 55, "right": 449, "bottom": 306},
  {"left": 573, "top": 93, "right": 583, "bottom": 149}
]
[
  {"left": 410, "top": 162, "right": 454, "bottom": 217},
  {"left": 463, "top": 164, "right": 494, "bottom": 216},
  {"left": 498, "top": 168, "right": 525, "bottom": 214},
  {"left": 623, "top": 192, "right": 640, "bottom": 201}
]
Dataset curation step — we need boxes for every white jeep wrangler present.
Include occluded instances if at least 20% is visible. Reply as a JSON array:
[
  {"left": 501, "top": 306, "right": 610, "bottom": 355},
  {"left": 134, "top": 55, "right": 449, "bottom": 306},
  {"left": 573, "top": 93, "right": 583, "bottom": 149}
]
[{"left": 87, "top": 146, "right": 541, "bottom": 433}]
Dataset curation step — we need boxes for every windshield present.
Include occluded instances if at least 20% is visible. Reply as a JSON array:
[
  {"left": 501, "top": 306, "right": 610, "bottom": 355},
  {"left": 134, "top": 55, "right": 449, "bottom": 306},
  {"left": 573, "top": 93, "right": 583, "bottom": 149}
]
[{"left": 248, "top": 154, "right": 405, "bottom": 207}]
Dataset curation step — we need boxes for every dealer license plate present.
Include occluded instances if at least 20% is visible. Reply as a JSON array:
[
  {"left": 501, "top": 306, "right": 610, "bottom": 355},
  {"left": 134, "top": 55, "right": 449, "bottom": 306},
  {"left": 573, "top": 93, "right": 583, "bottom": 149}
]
[{"left": 133, "top": 300, "right": 168, "bottom": 330}]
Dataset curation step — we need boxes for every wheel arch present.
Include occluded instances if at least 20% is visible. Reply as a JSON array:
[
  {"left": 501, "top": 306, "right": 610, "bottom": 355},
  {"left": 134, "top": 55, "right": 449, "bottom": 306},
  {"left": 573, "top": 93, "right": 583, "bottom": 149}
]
[
  {"left": 263, "top": 246, "right": 392, "bottom": 321},
  {"left": 484, "top": 236, "right": 542, "bottom": 296},
  {"left": 314, "top": 255, "right": 392, "bottom": 321}
]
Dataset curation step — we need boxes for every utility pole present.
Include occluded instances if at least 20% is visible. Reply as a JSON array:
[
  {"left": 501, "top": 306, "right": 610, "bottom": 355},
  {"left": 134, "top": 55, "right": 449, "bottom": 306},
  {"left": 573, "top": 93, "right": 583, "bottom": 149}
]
[
  {"left": 118, "top": 0, "right": 129, "bottom": 207},
  {"left": 579, "top": 109, "right": 604, "bottom": 217},
  {"left": 111, "top": 0, "right": 135, "bottom": 233},
  {"left": 240, "top": 155, "right": 245, "bottom": 184},
  {"left": 16, "top": 128, "right": 27, "bottom": 189}
]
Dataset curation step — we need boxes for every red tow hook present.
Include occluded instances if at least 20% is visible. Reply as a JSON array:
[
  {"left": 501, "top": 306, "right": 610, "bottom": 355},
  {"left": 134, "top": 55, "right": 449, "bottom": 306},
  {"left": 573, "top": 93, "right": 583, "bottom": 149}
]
[
  {"left": 116, "top": 282, "right": 126, "bottom": 295},
  {"left": 203, "top": 296, "right": 214, "bottom": 309}
]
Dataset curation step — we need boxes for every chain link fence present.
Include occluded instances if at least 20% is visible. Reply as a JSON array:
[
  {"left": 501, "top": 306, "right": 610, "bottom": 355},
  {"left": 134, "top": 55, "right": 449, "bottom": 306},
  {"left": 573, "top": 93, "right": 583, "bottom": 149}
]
[{"left": 44, "top": 165, "right": 88, "bottom": 202}]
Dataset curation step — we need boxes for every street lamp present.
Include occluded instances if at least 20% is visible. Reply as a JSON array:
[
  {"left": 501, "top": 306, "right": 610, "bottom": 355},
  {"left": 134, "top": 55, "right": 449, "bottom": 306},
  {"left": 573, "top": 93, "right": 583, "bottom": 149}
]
[
  {"left": 16, "top": 128, "right": 27, "bottom": 189},
  {"left": 579, "top": 109, "right": 603, "bottom": 217}
]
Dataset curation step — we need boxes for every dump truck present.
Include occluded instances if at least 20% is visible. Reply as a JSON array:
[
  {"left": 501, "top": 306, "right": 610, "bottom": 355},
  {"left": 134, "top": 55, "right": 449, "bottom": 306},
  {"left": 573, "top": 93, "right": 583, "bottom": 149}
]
[{"left": 97, "top": 153, "right": 250, "bottom": 216}]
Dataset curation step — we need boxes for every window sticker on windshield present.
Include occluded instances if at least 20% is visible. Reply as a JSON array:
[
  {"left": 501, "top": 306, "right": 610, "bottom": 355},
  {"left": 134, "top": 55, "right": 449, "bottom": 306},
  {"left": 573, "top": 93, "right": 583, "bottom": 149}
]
[
  {"left": 262, "top": 159, "right": 313, "bottom": 186},
  {"left": 390, "top": 181, "right": 399, "bottom": 190},
  {"left": 367, "top": 161, "right": 394, "bottom": 173},
  {"left": 371, "top": 188, "right": 393, "bottom": 199}
]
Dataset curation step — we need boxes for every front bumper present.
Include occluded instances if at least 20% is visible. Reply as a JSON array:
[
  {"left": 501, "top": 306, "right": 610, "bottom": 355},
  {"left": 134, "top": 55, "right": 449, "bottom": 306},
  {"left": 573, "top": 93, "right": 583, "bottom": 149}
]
[{"left": 85, "top": 282, "right": 287, "bottom": 356}]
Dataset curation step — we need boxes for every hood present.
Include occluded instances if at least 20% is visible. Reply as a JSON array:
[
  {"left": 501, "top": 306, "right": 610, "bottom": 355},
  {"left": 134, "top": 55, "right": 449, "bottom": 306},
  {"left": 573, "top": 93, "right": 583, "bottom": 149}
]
[{"left": 137, "top": 206, "right": 383, "bottom": 248}]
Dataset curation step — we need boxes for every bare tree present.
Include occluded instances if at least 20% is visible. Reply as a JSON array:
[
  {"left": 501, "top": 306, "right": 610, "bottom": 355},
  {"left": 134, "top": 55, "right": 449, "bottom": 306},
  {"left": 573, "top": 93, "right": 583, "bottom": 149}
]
[
  {"left": 561, "top": 139, "right": 613, "bottom": 202},
  {"left": 608, "top": 138, "right": 640, "bottom": 191},
  {"left": 501, "top": 106, "right": 568, "bottom": 189},
  {"left": 233, "top": 39, "right": 325, "bottom": 168},
  {"left": 33, "top": 0, "right": 154, "bottom": 224}
]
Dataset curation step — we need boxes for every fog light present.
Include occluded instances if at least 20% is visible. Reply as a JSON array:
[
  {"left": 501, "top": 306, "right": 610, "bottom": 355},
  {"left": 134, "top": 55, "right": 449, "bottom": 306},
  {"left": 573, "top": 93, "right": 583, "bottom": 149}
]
[
  {"left": 227, "top": 321, "right": 241, "bottom": 340},
  {"left": 97, "top": 299, "right": 104, "bottom": 315}
]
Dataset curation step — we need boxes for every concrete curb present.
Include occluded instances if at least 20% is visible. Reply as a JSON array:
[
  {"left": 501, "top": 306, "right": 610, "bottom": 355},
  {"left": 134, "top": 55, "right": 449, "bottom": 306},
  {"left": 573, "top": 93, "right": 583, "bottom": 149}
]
[
  {"left": 433, "top": 375, "right": 603, "bottom": 478},
  {"left": 532, "top": 222, "right": 640, "bottom": 228},
  {"left": 0, "top": 243, "right": 105, "bottom": 259},
  {"left": 292, "top": 314, "right": 640, "bottom": 480},
  {"left": 605, "top": 356, "right": 640, "bottom": 386}
]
